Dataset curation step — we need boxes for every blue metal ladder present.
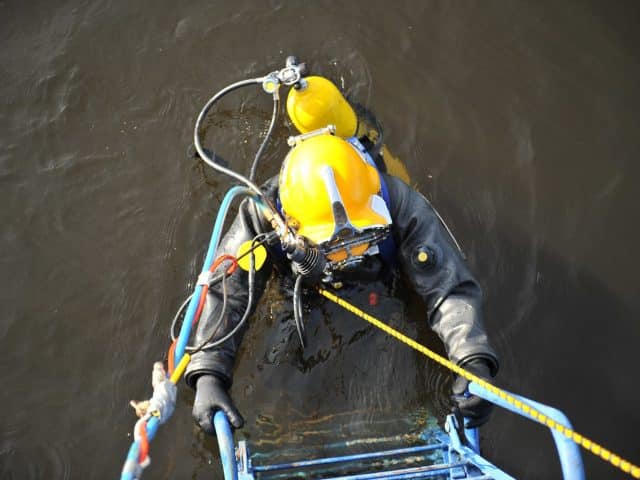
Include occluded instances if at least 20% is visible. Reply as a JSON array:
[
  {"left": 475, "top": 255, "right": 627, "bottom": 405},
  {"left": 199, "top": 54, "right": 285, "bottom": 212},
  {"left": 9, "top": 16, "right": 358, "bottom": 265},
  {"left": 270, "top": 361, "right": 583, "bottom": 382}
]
[{"left": 213, "top": 383, "right": 585, "bottom": 480}]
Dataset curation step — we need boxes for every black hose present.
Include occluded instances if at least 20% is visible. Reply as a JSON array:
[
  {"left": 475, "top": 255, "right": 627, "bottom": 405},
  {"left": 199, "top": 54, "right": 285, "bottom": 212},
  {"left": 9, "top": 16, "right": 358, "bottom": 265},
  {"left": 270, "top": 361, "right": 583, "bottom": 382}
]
[
  {"left": 249, "top": 93, "right": 279, "bottom": 182},
  {"left": 194, "top": 77, "right": 265, "bottom": 196},
  {"left": 169, "top": 293, "right": 194, "bottom": 342},
  {"left": 293, "top": 274, "right": 306, "bottom": 349},
  {"left": 170, "top": 234, "right": 270, "bottom": 344},
  {"left": 193, "top": 77, "right": 288, "bottom": 234},
  {"left": 194, "top": 235, "right": 258, "bottom": 351}
]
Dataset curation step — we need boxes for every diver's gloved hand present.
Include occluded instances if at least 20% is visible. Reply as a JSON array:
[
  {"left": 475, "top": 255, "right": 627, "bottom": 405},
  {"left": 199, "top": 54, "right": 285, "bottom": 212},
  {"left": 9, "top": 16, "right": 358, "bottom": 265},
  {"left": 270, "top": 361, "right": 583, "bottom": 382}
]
[
  {"left": 193, "top": 375, "right": 244, "bottom": 434},
  {"left": 451, "top": 358, "right": 495, "bottom": 428}
]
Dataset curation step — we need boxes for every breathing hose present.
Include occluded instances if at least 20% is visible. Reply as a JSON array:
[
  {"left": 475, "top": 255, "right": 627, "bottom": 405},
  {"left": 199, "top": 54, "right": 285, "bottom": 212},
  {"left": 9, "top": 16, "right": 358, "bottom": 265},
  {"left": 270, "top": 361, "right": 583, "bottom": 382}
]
[
  {"left": 193, "top": 75, "right": 289, "bottom": 238},
  {"left": 293, "top": 275, "right": 306, "bottom": 348},
  {"left": 193, "top": 77, "right": 265, "bottom": 196},
  {"left": 249, "top": 91, "right": 279, "bottom": 182}
]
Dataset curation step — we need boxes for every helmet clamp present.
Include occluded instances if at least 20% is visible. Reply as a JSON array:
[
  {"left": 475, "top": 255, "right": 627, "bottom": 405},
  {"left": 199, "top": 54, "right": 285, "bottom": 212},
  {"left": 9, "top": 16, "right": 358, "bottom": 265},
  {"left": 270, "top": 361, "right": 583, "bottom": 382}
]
[{"left": 287, "top": 124, "right": 336, "bottom": 148}]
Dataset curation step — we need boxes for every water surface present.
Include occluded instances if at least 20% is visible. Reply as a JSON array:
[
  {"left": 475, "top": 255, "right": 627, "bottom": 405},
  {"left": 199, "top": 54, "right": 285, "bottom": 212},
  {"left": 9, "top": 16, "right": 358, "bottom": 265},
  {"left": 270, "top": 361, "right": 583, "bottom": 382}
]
[{"left": 1, "top": 1, "right": 639, "bottom": 478}]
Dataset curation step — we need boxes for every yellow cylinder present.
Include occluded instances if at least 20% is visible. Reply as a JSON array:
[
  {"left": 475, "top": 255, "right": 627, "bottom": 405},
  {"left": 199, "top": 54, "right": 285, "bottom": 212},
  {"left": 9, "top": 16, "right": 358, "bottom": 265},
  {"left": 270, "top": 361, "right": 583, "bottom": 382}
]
[{"left": 286, "top": 76, "right": 357, "bottom": 138}]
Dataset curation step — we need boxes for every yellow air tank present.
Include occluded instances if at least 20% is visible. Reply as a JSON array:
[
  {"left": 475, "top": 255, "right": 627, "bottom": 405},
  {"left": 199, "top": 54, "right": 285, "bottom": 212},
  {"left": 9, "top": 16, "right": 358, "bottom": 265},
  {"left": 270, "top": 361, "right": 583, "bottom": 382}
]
[{"left": 286, "top": 76, "right": 357, "bottom": 139}]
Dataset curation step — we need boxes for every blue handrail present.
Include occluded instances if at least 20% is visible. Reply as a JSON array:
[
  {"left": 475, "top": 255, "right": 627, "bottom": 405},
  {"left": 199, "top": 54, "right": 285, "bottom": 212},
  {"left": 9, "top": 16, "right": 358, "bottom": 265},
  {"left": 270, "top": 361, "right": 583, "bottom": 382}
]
[
  {"left": 214, "top": 411, "right": 238, "bottom": 480},
  {"left": 468, "top": 382, "right": 585, "bottom": 480}
]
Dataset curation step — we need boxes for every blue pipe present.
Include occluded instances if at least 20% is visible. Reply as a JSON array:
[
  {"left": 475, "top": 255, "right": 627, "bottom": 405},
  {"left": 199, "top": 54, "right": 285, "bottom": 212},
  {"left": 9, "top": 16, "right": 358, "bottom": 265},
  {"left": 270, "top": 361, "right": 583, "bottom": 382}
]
[
  {"left": 468, "top": 382, "right": 585, "bottom": 480},
  {"left": 214, "top": 411, "right": 238, "bottom": 480}
]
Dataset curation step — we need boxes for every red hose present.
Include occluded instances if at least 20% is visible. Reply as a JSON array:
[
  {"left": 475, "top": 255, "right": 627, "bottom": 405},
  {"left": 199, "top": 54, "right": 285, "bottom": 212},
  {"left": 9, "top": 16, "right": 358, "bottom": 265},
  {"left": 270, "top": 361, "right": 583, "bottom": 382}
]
[
  {"left": 168, "top": 254, "right": 239, "bottom": 372},
  {"left": 191, "top": 255, "right": 237, "bottom": 327},
  {"left": 167, "top": 340, "right": 177, "bottom": 375},
  {"left": 138, "top": 421, "right": 149, "bottom": 464}
]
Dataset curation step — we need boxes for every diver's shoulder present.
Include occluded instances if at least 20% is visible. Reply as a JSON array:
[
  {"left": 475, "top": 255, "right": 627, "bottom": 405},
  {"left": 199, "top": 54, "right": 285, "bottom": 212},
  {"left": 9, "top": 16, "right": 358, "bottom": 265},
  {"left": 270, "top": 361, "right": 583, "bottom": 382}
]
[{"left": 383, "top": 174, "right": 434, "bottom": 215}]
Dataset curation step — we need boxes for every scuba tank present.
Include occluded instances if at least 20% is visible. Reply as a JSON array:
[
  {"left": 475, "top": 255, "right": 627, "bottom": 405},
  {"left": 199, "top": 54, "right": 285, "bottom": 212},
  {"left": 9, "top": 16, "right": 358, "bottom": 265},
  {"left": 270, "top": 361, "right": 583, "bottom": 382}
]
[
  {"left": 287, "top": 74, "right": 410, "bottom": 185},
  {"left": 286, "top": 76, "right": 358, "bottom": 138}
]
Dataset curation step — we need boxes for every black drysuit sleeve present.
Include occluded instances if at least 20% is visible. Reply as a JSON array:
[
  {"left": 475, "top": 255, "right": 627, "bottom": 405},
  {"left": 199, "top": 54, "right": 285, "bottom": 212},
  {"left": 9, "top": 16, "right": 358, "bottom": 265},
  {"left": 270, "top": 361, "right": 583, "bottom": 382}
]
[
  {"left": 183, "top": 192, "right": 275, "bottom": 389},
  {"left": 385, "top": 175, "right": 499, "bottom": 373}
]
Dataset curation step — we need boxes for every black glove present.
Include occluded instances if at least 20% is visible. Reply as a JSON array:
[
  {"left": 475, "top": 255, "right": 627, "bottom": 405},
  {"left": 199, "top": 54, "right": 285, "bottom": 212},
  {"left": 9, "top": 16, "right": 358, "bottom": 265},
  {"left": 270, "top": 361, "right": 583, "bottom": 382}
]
[
  {"left": 451, "top": 358, "right": 495, "bottom": 428},
  {"left": 193, "top": 375, "right": 244, "bottom": 434}
]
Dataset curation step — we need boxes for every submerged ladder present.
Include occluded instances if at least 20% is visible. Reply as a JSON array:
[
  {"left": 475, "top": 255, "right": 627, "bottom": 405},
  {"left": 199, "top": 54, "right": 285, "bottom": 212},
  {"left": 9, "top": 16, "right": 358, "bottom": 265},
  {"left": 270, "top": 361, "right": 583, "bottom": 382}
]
[
  {"left": 213, "top": 382, "right": 585, "bottom": 480},
  {"left": 232, "top": 416, "right": 511, "bottom": 480}
]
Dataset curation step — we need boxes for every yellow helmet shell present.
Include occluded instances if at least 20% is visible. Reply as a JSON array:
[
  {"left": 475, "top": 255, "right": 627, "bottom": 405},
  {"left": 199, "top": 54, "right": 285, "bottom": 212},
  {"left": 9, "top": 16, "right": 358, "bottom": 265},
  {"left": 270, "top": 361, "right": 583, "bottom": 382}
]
[
  {"left": 286, "top": 76, "right": 357, "bottom": 138},
  {"left": 279, "top": 134, "right": 390, "bottom": 244}
]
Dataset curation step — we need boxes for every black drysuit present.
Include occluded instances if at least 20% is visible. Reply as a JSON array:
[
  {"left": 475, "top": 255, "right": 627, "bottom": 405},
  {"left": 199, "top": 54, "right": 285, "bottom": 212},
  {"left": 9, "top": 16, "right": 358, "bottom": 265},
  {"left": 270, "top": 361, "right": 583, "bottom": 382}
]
[{"left": 184, "top": 174, "right": 499, "bottom": 392}]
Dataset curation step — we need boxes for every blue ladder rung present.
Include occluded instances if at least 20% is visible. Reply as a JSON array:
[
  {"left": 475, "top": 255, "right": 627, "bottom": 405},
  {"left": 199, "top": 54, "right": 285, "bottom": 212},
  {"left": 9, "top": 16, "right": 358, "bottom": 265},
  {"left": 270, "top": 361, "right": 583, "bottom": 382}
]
[
  {"left": 322, "top": 461, "right": 468, "bottom": 480},
  {"left": 252, "top": 443, "right": 446, "bottom": 473}
]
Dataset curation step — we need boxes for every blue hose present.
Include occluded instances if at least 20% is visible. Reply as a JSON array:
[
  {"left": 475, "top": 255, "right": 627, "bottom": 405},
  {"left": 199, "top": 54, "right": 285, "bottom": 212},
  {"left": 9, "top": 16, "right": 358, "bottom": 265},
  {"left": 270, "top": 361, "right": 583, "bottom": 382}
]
[
  {"left": 121, "top": 185, "right": 254, "bottom": 480},
  {"left": 174, "top": 186, "right": 253, "bottom": 363}
]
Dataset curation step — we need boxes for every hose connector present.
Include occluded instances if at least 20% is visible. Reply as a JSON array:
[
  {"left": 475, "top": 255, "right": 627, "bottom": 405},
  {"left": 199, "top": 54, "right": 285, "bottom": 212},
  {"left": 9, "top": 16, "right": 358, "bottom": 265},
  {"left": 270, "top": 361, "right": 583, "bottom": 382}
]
[
  {"left": 262, "top": 55, "right": 308, "bottom": 95},
  {"left": 283, "top": 234, "right": 329, "bottom": 283}
]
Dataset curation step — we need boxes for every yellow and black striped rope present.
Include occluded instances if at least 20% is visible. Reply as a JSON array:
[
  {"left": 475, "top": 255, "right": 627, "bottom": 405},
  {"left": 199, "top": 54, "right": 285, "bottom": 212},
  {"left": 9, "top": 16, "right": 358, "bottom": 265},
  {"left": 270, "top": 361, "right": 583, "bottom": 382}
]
[{"left": 318, "top": 288, "right": 640, "bottom": 478}]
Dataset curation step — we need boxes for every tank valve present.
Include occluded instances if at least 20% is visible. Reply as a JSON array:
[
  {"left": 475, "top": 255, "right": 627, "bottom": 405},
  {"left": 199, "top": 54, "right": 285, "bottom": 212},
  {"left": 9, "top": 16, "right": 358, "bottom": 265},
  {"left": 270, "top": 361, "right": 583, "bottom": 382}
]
[{"left": 279, "top": 56, "right": 308, "bottom": 88}]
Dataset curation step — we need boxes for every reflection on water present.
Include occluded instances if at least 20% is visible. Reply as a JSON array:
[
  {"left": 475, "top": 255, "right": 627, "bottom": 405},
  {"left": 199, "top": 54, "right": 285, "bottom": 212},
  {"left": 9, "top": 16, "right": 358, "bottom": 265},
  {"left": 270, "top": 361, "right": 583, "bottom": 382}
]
[{"left": 248, "top": 407, "right": 432, "bottom": 456}]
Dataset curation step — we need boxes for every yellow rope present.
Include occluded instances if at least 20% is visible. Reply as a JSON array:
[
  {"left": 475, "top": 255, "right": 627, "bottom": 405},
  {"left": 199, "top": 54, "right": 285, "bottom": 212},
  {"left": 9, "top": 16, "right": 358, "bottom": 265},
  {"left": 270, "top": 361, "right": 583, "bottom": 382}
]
[{"left": 318, "top": 288, "right": 640, "bottom": 478}]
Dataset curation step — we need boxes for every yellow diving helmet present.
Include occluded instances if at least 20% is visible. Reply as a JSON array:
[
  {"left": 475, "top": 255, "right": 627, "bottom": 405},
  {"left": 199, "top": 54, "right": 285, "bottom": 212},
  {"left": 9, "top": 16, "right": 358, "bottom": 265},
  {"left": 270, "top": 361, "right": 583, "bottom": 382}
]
[
  {"left": 279, "top": 132, "right": 392, "bottom": 263},
  {"left": 286, "top": 76, "right": 357, "bottom": 138}
]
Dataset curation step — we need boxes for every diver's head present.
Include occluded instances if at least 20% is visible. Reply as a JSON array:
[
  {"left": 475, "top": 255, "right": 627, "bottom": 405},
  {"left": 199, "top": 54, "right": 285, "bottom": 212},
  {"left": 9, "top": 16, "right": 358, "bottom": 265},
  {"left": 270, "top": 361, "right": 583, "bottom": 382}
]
[{"left": 279, "top": 132, "right": 391, "bottom": 271}]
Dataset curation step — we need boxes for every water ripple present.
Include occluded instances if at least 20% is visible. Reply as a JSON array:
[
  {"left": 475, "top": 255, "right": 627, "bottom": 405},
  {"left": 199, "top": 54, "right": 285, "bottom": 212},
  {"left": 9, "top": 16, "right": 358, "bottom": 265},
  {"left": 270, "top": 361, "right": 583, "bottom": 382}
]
[{"left": 0, "top": 439, "right": 71, "bottom": 480}]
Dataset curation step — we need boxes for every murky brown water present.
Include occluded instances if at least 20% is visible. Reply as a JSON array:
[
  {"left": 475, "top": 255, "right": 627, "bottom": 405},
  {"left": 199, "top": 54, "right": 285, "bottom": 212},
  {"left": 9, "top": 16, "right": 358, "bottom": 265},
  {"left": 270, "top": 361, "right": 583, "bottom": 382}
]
[{"left": 1, "top": 1, "right": 639, "bottom": 478}]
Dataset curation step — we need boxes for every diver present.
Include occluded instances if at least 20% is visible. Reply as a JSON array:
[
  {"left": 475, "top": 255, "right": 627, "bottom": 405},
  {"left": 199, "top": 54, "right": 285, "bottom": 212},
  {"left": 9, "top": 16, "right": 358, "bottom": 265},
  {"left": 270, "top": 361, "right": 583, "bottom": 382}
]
[{"left": 185, "top": 70, "right": 500, "bottom": 437}]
